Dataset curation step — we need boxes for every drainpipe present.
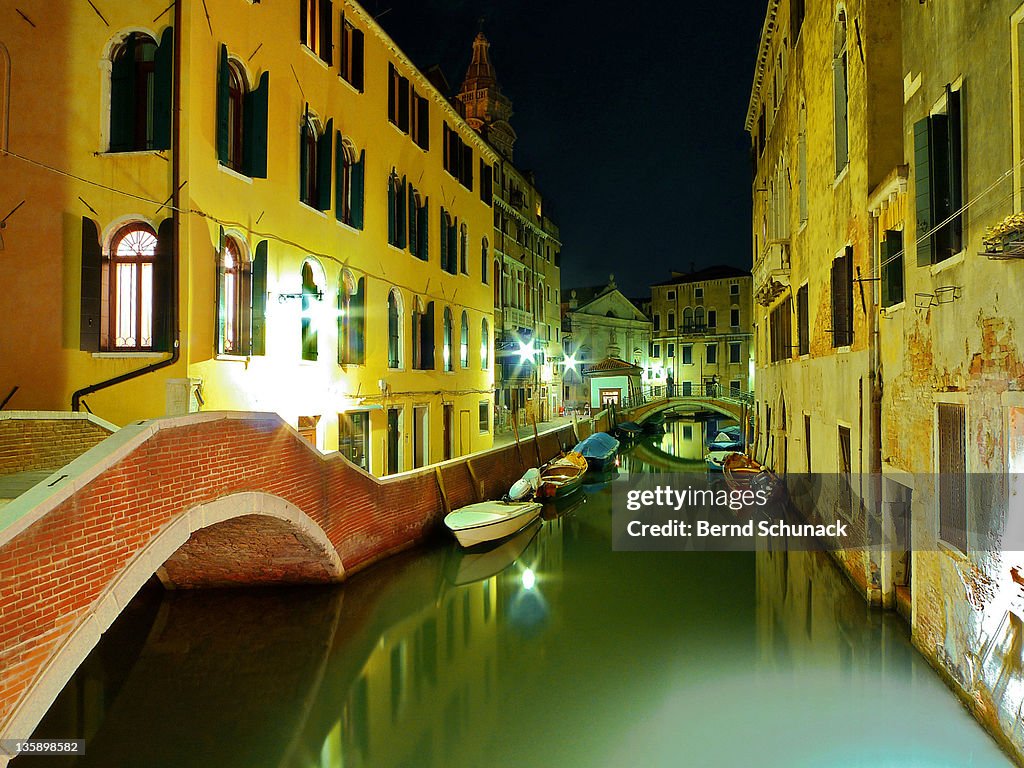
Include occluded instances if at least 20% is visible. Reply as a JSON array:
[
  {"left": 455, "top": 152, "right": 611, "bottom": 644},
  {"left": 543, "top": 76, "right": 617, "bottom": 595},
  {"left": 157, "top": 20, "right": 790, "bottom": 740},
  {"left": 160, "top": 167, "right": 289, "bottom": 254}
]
[
  {"left": 71, "top": 4, "right": 183, "bottom": 412},
  {"left": 868, "top": 214, "right": 885, "bottom": 606}
]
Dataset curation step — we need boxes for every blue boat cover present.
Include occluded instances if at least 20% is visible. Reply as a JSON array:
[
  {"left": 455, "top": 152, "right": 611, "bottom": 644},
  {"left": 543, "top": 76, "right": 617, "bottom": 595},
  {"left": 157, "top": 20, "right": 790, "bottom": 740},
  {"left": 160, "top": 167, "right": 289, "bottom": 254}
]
[{"left": 573, "top": 432, "right": 620, "bottom": 460}]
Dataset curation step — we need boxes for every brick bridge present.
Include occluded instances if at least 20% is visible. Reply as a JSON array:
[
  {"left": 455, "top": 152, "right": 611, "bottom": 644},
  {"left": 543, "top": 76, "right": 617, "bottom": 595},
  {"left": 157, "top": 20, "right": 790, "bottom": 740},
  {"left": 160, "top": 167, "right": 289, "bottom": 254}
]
[{"left": 0, "top": 411, "right": 576, "bottom": 759}]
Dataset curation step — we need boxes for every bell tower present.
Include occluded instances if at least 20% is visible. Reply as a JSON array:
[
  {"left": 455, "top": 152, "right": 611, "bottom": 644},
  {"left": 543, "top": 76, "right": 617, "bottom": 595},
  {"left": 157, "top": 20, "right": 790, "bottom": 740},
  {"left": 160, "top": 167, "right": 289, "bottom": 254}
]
[{"left": 457, "top": 31, "right": 517, "bottom": 161}]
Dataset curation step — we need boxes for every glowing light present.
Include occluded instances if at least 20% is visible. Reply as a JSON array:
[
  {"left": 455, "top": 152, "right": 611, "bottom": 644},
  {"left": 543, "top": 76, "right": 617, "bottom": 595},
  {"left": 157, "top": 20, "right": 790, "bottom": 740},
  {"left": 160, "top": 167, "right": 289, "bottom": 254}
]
[
  {"left": 518, "top": 340, "right": 537, "bottom": 364},
  {"left": 564, "top": 354, "right": 577, "bottom": 370},
  {"left": 521, "top": 568, "right": 536, "bottom": 590}
]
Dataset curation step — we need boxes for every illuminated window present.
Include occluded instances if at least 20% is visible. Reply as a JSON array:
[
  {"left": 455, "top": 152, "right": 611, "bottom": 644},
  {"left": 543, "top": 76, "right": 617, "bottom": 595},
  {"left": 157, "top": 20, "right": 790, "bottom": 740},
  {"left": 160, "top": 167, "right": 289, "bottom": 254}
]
[
  {"left": 217, "top": 236, "right": 251, "bottom": 355},
  {"left": 481, "top": 318, "right": 489, "bottom": 370},
  {"left": 300, "top": 0, "right": 333, "bottom": 64},
  {"left": 337, "top": 270, "right": 365, "bottom": 365},
  {"left": 301, "top": 261, "right": 321, "bottom": 361},
  {"left": 109, "top": 224, "right": 157, "bottom": 349},
  {"left": 443, "top": 307, "right": 453, "bottom": 372},
  {"left": 109, "top": 31, "right": 172, "bottom": 152},
  {"left": 460, "top": 311, "right": 469, "bottom": 368}
]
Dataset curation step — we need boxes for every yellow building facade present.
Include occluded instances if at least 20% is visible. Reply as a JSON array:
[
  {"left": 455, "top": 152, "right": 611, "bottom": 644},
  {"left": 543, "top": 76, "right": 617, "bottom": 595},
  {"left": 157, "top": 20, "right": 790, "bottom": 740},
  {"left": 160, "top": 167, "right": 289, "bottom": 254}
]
[{"left": 0, "top": 0, "right": 498, "bottom": 474}]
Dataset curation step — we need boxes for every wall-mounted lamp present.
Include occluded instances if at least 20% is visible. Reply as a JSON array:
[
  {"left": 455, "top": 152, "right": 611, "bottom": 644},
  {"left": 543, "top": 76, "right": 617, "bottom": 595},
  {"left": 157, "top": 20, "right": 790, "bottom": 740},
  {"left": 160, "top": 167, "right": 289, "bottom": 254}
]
[{"left": 278, "top": 290, "right": 323, "bottom": 303}]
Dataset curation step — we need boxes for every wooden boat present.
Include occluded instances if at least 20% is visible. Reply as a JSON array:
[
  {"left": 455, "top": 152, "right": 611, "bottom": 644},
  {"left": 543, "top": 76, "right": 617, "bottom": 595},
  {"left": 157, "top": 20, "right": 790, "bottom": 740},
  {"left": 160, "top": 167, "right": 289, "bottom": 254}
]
[
  {"left": 444, "top": 500, "right": 543, "bottom": 548},
  {"left": 572, "top": 432, "right": 620, "bottom": 473},
  {"left": 723, "top": 453, "right": 784, "bottom": 502},
  {"left": 705, "top": 449, "right": 742, "bottom": 472},
  {"left": 536, "top": 451, "right": 588, "bottom": 500}
]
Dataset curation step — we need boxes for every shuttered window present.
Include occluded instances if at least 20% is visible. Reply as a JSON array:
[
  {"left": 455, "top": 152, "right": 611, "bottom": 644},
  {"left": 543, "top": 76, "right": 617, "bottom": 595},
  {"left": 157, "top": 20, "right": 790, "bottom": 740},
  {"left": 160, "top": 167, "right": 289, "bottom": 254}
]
[
  {"left": 832, "top": 11, "right": 849, "bottom": 175},
  {"left": 914, "top": 87, "right": 964, "bottom": 266},
  {"left": 937, "top": 403, "right": 967, "bottom": 552},
  {"left": 109, "top": 30, "right": 172, "bottom": 152},
  {"left": 216, "top": 47, "right": 270, "bottom": 178},
  {"left": 830, "top": 247, "right": 853, "bottom": 347},
  {"left": 797, "top": 284, "right": 809, "bottom": 355},
  {"left": 300, "top": 112, "right": 332, "bottom": 210},
  {"left": 339, "top": 14, "right": 364, "bottom": 91},
  {"left": 880, "top": 230, "right": 904, "bottom": 308},
  {"left": 770, "top": 295, "right": 793, "bottom": 362},
  {"left": 300, "top": 0, "right": 332, "bottom": 64}
]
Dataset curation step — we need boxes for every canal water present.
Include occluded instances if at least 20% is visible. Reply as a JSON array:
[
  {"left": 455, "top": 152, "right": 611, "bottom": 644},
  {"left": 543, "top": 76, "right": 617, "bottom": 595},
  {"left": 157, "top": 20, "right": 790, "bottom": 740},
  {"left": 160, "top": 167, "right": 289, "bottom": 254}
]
[{"left": 28, "top": 417, "right": 1012, "bottom": 767}]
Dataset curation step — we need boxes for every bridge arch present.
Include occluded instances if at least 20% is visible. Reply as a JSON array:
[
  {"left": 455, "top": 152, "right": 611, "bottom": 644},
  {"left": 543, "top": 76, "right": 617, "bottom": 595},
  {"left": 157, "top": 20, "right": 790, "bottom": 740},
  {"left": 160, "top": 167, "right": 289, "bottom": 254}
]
[{"left": 2, "top": 492, "right": 342, "bottom": 757}]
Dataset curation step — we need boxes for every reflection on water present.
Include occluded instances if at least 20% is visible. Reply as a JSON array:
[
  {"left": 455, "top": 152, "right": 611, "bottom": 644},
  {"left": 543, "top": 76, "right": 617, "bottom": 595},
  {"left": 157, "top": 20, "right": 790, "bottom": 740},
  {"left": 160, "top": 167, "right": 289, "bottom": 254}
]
[{"left": 29, "top": 431, "right": 1011, "bottom": 767}]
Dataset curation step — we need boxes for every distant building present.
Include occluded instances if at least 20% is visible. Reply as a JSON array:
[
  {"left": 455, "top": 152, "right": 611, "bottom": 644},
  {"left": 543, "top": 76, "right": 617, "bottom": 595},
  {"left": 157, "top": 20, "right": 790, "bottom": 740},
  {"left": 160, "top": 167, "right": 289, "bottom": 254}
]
[
  {"left": 456, "top": 33, "right": 563, "bottom": 430},
  {"left": 560, "top": 277, "right": 651, "bottom": 408},
  {"left": 648, "top": 266, "right": 753, "bottom": 398},
  {"left": 0, "top": 0, "right": 500, "bottom": 475}
]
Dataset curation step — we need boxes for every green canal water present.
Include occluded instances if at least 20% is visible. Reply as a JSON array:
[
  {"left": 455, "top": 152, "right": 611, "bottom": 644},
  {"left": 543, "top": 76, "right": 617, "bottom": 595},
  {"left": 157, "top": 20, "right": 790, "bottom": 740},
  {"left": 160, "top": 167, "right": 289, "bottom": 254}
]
[{"left": 28, "top": 418, "right": 1013, "bottom": 767}]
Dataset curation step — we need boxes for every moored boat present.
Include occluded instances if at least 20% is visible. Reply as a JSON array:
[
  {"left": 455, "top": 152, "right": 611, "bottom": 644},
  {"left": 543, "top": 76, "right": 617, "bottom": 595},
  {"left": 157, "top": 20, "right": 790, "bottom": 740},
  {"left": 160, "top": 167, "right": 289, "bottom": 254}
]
[
  {"left": 536, "top": 451, "right": 588, "bottom": 500},
  {"left": 707, "top": 426, "right": 744, "bottom": 453},
  {"left": 723, "top": 453, "right": 784, "bottom": 502},
  {"left": 444, "top": 500, "right": 544, "bottom": 548},
  {"left": 613, "top": 421, "right": 643, "bottom": 440},
  {"left": 445, "top": 518, "right": 541, "bottom": 584},
  {"left": 572, "top": 432, "right": 620, "bottom": 473},
  {"left": 705, "top": 449, "right": 742, "bottom": 472}
]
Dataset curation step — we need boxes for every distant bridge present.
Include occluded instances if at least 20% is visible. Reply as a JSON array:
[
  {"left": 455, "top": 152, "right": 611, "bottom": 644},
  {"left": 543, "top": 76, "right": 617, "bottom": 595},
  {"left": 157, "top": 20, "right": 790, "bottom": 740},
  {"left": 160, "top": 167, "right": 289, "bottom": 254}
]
[{"left": 618, "top": 386, "right": 754, "bottom": 425}]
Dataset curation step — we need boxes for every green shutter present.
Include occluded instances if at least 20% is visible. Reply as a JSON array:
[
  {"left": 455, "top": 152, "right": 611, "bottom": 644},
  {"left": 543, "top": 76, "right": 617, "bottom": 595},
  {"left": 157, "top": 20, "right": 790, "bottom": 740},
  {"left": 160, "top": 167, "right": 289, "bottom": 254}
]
[
  {"left": 251, "top": 241, "right": 267, "bottom": 355},
  {"left": 244, "top": 71, "right": 269, "bottom": 178},
  {"left": 216, "top": 226, "right": 226, "bottom": 353},
  {"left": 440, "top": 209, "right": 448, "bottom": 271},
  {"left": 387, "top": 174, "right": 396, "bottom": 244},
  {"left": 152, "top": 218, "right": 175, "bottom": 352},
  {"left": 300, "top": 104, "right": 310, "bottom": 203},
  {"left": 317, "top": 118, "right": 333, "bottom": 211},
  {"left": 353, "top": 276, "right": 365, "bottom": 364},
  {"left": 408, "top": 183, "right": 417, "bottom": 255},
  {"left": 351, "top": 149, "right": 364, "bottom": 229},
  {"left": 418, "top": 196, "right": 429, "bottom": 261},
  {"left": 80, "top": 217, "right": 103, "bottom": 351},
  {"left": 109, "top": 36, "right": 136, "bottom": 151},
  {"left": 397, "top": 175, "right": 407, "bottom": 248},
  {"left": 913, "top": 117, "right": 934, "bottom": 267},
  {"left": 398, "top": 76, "right": 409, "bottom": 132},
  {"left": 880, "top": 235, "right": 891, "bottom": 309},
  {"left": 352, "top": 29, "right": 364, "bottom": 91},
  {"left": 153, "top": 27, "right": 173, "bottom": 151},
  {"left": 948, "top": 86, "right": 964, "bottom": 253},
  {"left": 833, "top": 52, "right": 848, "bottom": 174},
  {"left": 216, "top": 45, "right": 230, "bottom": 165},
  {"left": 423, "top": 301, "right": 435, "bottom": 370},
  {"left": 335, "top": 130, "right": 345, "bottom": 222}
]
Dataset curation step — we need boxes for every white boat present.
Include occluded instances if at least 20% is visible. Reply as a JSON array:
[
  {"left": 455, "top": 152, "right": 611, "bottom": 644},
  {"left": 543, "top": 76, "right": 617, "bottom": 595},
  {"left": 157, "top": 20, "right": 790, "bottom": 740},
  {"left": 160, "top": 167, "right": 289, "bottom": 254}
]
[{"left": 444, "top": 500, "right": 544, "bottom": 548}]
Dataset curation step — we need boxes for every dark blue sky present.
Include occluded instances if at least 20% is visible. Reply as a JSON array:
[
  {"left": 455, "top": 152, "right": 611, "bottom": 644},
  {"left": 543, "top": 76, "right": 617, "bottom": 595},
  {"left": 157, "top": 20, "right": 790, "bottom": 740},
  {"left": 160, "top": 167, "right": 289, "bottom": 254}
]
[{"left": 370, "top": 1, "right": 766, "bottom": 298}]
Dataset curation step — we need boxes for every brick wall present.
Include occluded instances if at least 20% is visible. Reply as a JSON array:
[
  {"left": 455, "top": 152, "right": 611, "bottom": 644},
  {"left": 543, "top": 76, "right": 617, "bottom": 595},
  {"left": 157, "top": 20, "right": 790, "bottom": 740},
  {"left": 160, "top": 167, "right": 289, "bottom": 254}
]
[
  {"left": 0, "top": 413, "right": 576, "bottom": 741},
  {"left": 0, "top": 415, "right": 115, "bottom": 475}
]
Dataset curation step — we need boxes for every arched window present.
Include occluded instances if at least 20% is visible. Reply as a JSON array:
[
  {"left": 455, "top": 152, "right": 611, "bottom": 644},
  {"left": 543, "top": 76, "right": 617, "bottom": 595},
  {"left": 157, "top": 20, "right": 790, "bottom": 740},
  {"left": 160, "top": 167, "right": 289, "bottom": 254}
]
[
  {"left": 443, "top": 307, "right": 453, "bottom": 372},
  {"left": 460, "top": 223, "right": 469, "bottom": 274},
  {"left": 110, "top": 224, "right": 158, "bottom": 349},
  {"left": 226, "top": 62, "right": 245, "bottom": 171},
  {"left": 494, "top": 258, "right": 502, "bottom": 306},
  {"left": 218, "top": 236, "right": 251, "bottom": 355},
  {"left": 833, "top": 8, "right": 849, "bottom": 175},
  {"left": 337, "top": 138, "right": 365, "bottom": 229},
  {"left": 412, "top": 297, "right": 435, "bottom": 370},
  {"left": 300, "top": 114, "right": 319, "bottom": 207},
  {"left": 388, "top": 289, "right": 402, "bottom": 368},
  {"left": 109, "top": 32, "right": 160, "bottom": 152},
  {"left": 338, "top": 270, "right": 365, "bottom": 365},
  {"left": 481, "top": 238, "right": 489, "bottom": 284},
  {"left": 460, "top": 311, "right": 469, "bottom": 368},
  {"left": 300, "top": 261, "right": 321, "bottom": 361},
  {"left": 387, "top": 171, "right": 407, "bottom": 247},
  {"left": 681, "top": 308, "right": 691, "bottom": 330},
  {"left": 694, "top": 306, "right": 705, "bottom": 329},
  {"left": 481, "top": 318, "right": 489, "bottom": 370}
]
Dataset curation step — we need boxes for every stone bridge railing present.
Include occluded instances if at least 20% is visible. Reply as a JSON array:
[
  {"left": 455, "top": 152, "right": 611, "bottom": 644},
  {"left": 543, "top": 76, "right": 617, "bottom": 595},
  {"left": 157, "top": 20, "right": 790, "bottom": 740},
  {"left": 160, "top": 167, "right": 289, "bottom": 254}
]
[{"left": 0, "top": 411, "right": 575, "bottom": 763}]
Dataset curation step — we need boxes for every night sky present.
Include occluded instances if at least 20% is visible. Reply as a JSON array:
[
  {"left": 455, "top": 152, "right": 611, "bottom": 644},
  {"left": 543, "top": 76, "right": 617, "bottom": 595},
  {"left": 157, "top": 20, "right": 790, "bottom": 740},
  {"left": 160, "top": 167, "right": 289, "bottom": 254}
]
[{"left": 369, "top": 1, "right": 767, "bottom": 299}]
